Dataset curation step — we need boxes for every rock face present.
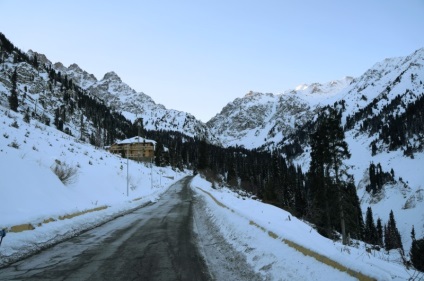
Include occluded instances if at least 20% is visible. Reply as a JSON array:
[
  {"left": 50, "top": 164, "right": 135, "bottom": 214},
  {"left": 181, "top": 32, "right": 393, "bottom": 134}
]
[{"left": 67, "top": 63, "right": 97, "bottom": 89}]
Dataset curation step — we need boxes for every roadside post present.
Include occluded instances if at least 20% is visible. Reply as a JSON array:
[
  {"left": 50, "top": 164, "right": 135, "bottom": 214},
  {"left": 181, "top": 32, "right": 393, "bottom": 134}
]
[
  {"left": 0, "top": 229, "right": 6, "bottom": 246},
  {"left": 127, "top": 144, "right": 129, "bottom": 197}
]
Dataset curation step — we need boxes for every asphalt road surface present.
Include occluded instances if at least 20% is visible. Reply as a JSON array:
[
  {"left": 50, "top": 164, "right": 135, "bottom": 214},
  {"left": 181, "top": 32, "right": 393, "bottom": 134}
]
[{"left": 0, "top": 177, "right": 213, "bottom": 281}]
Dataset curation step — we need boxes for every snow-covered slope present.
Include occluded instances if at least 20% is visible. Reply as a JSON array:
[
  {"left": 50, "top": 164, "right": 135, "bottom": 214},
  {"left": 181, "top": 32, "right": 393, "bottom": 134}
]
[
  {"left": 287, "top": 48, "right": 424, "bottom": 257},
  {"left": 0, "top": 104, "right": 188, "bottom": 266},
  {"left": 192, "top": 176, "right": 415, "bottom": 280}
]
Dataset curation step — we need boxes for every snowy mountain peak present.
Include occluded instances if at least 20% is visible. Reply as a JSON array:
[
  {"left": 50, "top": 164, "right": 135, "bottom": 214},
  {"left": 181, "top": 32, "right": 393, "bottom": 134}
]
[
  {"left": 244, "top": 91, "right": 274, "bottom": 98},
  {"left": 53, "top": 62, "right": 67, "bottom": 73},
  {"left": 295, "top": 84, "right": 308, "bottom": 91},
  {"left": 63, "top": 63, "right": 98, "bottom": 89},
  {"left": 68, "top": 63, "right": 82, "bottom": 72},
  {"left": 208, "top": 77, "right": 353, "bottom": 149},
  {"left": 102, "top": 71, "right": 122, "bottom": 82},
  {"left": 291, "top": 77, "right": 353, "bottom": 96}
]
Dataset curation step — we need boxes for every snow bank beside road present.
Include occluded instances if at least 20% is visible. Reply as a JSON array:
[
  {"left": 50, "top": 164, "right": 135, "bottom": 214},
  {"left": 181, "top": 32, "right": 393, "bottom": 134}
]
[
  {"left": 191, "top": 175, "right": 411, "bottom": 281},
  {"left": 0, "top": 175, "right": 185, "bottom": 268}
]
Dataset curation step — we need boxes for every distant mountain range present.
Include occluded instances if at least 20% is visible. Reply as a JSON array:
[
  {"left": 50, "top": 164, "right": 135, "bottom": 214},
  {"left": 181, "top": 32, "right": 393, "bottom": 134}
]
[
  {"left": 38, "top": 54, "right": 219, "bottom": 143},
  {"left": 15, "top": 46, "right": 423, "bottom": 157}
]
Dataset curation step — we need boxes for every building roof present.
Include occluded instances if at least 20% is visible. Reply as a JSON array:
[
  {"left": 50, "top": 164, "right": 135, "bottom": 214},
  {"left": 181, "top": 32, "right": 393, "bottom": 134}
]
[{"left": 115, "top": 136, "right": 156, "bottom": 145}]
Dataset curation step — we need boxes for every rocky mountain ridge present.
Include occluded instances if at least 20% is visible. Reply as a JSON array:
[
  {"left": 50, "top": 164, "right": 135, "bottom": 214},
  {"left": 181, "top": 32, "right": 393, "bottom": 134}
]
[
  {"left": 208, "top": 48, "right": 424, "bottom": 152},
  {"left": 208, "top": 77, "right": 354, "bottom": 149},
  {"left": 3, "top": 39, "right": 423, "bottom": 155},
  {"left": 20, "top": 49, "right": 219, "bottom": 143}
]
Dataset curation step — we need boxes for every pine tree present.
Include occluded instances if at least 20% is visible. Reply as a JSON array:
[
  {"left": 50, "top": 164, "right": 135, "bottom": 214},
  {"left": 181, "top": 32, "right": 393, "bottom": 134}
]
[
  {"left": 294, "top": 165, "right": 307, "bottom": 217},
  {"left": 23, "top": 110, "right": 30, "bottom": 123},
  {"left": 226, "top": 158, "right": 238, "bottom": 187},
  {"left": 411, "top": 225, "right": 416, "bottom": 241},
  {"left": 385, "top": 210, "right": 403, "bottom": 251},
  {"left": 368, "top": 163, "right": 376, "bottom": 193},
  {"left": 58, "top": 119, "right": 64, "bottom": 131},
  {"left": 197, "top": 140, "right": 209, "bottom": 170},
  {"left": 154, "top": 142, "right": 166, "bottom": 167},
  {"left": 376, "top": 163, "right": 383, "bottom": 190},
  {"left": 54, "top": 108, "right": 60, "bottom": 128},
  {"left": 94, "top": 126, "right": 103, "bottom": 148},
  {"left": 364, "top": 207, "right": 378, "bottom": 245},
  {"left": 384, "top": 224, "right": 389, "bottom": 249},
  {"left": 308, "top": 111, "right": 334, "bottom": 238},
  {"left": 80, "top": 114, "right": 85, "bottom": 141},
  {"left": 32, "top": 54, "right": 39, "bottom": 69},
  {"left": 410, "top": 238, "right": 424, "bottom": 272},
  {"left": 8, "top": 68, "right": 19, "bottom": 111},
  {"left": 376, "top": 218, "right": 383, "bottom": 246},
  {"left": 308, "top": 108, "right": 356, "bottom": 244},
  {"left": 371, "top": 142, "right": 377, "bottom": 156}
]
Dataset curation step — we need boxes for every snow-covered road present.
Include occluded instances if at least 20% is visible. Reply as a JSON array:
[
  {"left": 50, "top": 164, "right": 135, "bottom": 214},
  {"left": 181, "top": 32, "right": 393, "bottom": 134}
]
[
  {"left": 0, "top": 177, "right": 212, "bottom": 280},
  {"left": 0, "top": 176, "right": 270, "bottom": 281}
]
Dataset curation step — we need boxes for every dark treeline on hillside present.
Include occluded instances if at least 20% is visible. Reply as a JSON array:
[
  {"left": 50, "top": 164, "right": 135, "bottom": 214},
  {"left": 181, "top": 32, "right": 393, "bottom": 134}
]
[
  {"left": 345, "top": 89, "right": 424, "bottom": 156},
  {"left": 143, "top": 108, "right": 365, "bottom": 246},
  {"left": 145, "top": 129, "right": 309, "bottom": 218}
]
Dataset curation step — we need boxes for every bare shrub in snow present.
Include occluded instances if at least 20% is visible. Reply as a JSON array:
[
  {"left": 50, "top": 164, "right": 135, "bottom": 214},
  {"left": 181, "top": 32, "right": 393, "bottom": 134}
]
[
  {"left": 8, "top": 139, "right": 20, "bottom": 149},
  {"left": 51, "top": 160, "right": 78, "bottom": 185},
  {"left": 10, "top": 120, "right": 19, "bottom": 128}
]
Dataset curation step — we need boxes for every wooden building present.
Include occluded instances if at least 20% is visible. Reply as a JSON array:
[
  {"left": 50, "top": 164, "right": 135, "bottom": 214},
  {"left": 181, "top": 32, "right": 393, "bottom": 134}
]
[{"left": 109, "top": 136, "right": 156, "bottom": 161}]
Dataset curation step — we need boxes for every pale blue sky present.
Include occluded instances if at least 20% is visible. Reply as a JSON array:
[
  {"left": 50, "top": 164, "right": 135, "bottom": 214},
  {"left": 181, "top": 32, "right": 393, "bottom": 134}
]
[{"left": 1, "top": 0, "right": 423, "bottom": 122}]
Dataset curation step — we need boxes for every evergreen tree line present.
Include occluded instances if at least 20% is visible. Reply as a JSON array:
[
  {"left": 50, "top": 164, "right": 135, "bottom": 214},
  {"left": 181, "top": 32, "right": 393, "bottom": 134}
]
[
  {"left": 157, "top": 107, "right": 365, "bottom": 245},
  {"left": 142, "top": 128, "right": 308, "bottom": 218},
  {"left": 366, "top": 163, "right": 395, "bottom": 194},
  {"left": 44, "top": 69, "right": 138, "bottom": 145},
  {"left": 0, "top": 32, "right": 32, "bottom": 64},
  {"left": 410, "top": 226, "right": 424, "bottom": 272},
  {"left": 346, "top": 89, "right": 424, "bottom": 155},
  {"left": 364, "top": 207, "right": 403, "bottom": 251},
  {"left": 279, "top": 101, "right": 346, "bottom": 161},
  {"left": 364, "top": 207, "right": 424, "bottom": 272},
  {"left": 306, "top": 107, "right": 362, "bottom": 243},
  {"left": 121, "top": 103, "right": 404, "bottom": 250}
]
